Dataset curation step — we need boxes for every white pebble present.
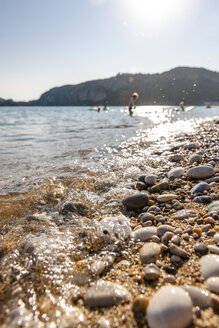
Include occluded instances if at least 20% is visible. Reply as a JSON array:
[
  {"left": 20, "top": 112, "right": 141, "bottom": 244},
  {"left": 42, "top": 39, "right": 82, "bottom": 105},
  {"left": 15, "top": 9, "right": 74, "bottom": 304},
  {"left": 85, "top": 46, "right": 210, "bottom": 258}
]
[
  {"left": 206, "top": 277, "right": 219, "bottom": 294},
  {"left": 200, "top": 254, "right": 219, "bottom": 280},
  {"left": 147, "top": 286, "right": 193, "bottom": 328}
]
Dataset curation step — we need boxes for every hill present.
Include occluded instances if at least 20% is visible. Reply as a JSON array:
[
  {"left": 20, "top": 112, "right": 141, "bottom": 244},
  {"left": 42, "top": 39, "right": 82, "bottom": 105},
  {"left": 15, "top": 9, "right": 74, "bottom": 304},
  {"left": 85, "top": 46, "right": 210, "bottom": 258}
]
[{"left": 1, "top": 67, "right": 219, "bottom": 106}]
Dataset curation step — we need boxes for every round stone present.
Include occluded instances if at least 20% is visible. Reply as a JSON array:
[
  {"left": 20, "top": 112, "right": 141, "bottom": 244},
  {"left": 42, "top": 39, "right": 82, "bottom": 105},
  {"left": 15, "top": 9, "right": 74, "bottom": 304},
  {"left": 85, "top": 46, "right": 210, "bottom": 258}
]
[
  {"left": 206, "top": 277, "right": 219, "bottom": 294},
  {"left": 184, "top": 143, "right": 197, "bottom": 149},
  {"left": 181, "top": 286, "right": 211, "bottom": 309},
  {"left": 194, "top": 243, "right": 208, "bottom": 254},
  {"left": 189, "top": 154, "right": 202, "bottom": 165},
  {"left": 208, "top": 200, "right": 219, "bottom": 212},
  {"left": 168, "top": 168, "right": 184, "bottom": 179},
  {"left": 214, "top": 233, "right": 219, "bottom": 245},
  {"left": 140, "top": 242, "right": 161, "bottom": 264},
  {"left": 186, "top": 166, "right": 214, "bottom": 179},
  {"left": 84, "top": 280, "right": 130, "bottom": 307},
  {"left": 191, "top": 182, "right": 210, "bottom": 195},
  {"left": 200, "top": 254, "right": 219, "bottom": 280},
  {"left": 131, "top": 227, "right": 157, "bottom": 242},
  {"left": 157, "top": 225, "right": 174, "bottom": 237},
  {"left": 145, "top": 175, "right": 157, "bottom": 185},
  {"left": 123, "top": 193, "right": 149, "bottom": 209},
  {"left": 168, "top": 154, "right": 184, "bottom": 162},
  {"left": 132, "top": 295, "right": 149, "bottom": 312},
  {"left": 147, "top": 286, "right": 193, "bottom": 328}
]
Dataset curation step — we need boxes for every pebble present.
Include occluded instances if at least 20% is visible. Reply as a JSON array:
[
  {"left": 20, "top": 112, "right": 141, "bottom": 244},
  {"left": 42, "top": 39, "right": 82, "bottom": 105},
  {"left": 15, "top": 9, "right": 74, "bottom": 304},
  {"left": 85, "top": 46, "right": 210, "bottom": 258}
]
[
  {"left": 60, "top": 202, "right": 89, "bottom": 216},
  {"left": 157, "top": 225, "right": 175, "bottom": 237},
  {"left": 131, "top": 227, "right": 157, "bottom": 242},
  {"left": 132, "top": 295, "right": 149, "bottom": 312},
  {"left": 184, "top": 142, "right": 197, "bottom": 149},
  {"left": 147, "top": 286, "right": 193, "bottom": 328},
  {"left": 208, "top": 200, "right": 219, "bottom": 212},
  {"left": 149, "top": 179, "right": 169, "bottom": 193},
  {"left": 157, "top": 194, "right": 178, "bottom": 202},
  {"left": 193, "top": 196, "right": 213, "bottom": 204},
  {"left": 186, "top": 166, "right": 214, "bottom": 179},
  {"left": 200, "top": 254, "right": 219, "bottom": 279},
  {"left": 173, "top": 201, "right": 184, "bottom": 210},
  {"left": 206, "top": 277, "right": 219, "bottom": 294},
  {"left": 191, "top": 182, "right": 210, "bottom": 194},
  {"left": 214, "top": 233, "right": 219, "bottom": 245},
  {"left": 140, "top": 242, "right": 161, "bottom": 264},
  {"left": 168, "top": 154, "right": 184, "bottom": 162},
  {"left": 172, "top": 209, "right": 197, "bottom": 220},
  {"left": 163, "top": 274, "right": 176, "bottom": 284},
  {"left": 208, "top": 245, "right": 219, "bottom": 255},
  {"left": 136, "top": 181, "right": 147, "bottom": 190},
  {"left": 138, "top": 213, "right": 155, "bottom": 222},
  {"left": 181, "top": 286, "right": 211, "bottom": 309},
  {"left": 148, "top": 205, "right": 161, "bottom": 213},
  {"left": 97, "top": 317, "right": 111, "bottom": 328},
  {"left": 123, "top": 193, "right": 149, "bottom": 209},
  {"left": 202, "top": 224, "right": 211, "bottom": 232},
  {"left": 168, "top": 168, "right": 185, "bottom": 179},
  {"left": 144, "top": 263, "right": 161, "bottom": 280},
  {"left": 84, "top": 280, "right": 131, "bottom": 307},
  {"left": 171, "top": 255, "right": 182, "bottom": 263},
  {"left": 171, "top": 235, "right": 180, "bottom": 245},
  {"left": 145, "top": 175, "right": 157, "bottom": 185},
  {"left": 189, "top": 154, "right": 202, "bottom": 165},
  {"left": 161, "top": 231, "right": 174, "bottom": 245},
  {"left": 99, "top": 216, "right": 131, "bottom": 240},
  {"left": 169, "top": 243, "right": 189, "bottom": 259},
  {"left": 194, "top": 243, "right": 208, "bottom": 254}
]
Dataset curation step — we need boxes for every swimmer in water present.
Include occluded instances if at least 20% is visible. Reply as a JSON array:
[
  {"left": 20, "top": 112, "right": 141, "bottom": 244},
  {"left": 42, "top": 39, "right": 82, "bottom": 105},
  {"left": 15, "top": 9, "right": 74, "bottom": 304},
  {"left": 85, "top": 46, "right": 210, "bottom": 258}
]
[{"left": 128, "top": 92, "right": 139, "bottom": 116}]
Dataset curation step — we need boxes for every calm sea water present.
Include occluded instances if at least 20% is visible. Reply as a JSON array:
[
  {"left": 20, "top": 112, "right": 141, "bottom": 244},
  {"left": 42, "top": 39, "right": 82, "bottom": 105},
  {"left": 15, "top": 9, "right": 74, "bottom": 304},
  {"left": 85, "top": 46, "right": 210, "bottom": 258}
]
[{"left": 0, "top": 105, "right": 219, "bottom": 194}]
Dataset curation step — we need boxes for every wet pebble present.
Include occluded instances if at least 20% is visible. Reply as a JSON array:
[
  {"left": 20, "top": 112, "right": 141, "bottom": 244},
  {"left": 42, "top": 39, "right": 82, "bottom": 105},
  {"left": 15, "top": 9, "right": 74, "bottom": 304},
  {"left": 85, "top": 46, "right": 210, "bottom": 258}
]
[
  {"left": 169, "top": 243, "right": 189, "bottom": 259},
  {"left": 157, "top": 225, "right": 174, "bottom": 237},
  {"left": 171, "top": 235, "right": 180, "bottom": 245},
  {"left": 181, "top": 286, "right": 211, "bottom": 309},
  {"left": 189, "top": 154, "right": 202, "bottom": 165},
  {"left": 131, "top": 227, "right": 157, "bottom": 242},
  {"left": 168, "top": 154, "right": 184, "bottom": 162},
  {"left": 149, "top": 179, "right": 169, "bottom": 193},
  {"left": 157, "top": 194, "right": 178, "bottom": 202},
  {"left": 147, "top": 286, "right": 193, "bottom": 328},
  {"left": 186, "top": 166, "right": 214, "bottom": 179},
  {"left": 84, "top": 280, "right": 130, "bottom": 307},
  {"left": 193, "top": 196, "right": 213, "bottom": 204},
  {"left": 144, "top": 263, "right": 161, "bottom": 280},
  {"left": 191, "top": 182, "right": 210, "bottom": 194},
  {"left": 200, "top": 254, "right": 219, "bottom": 279},
  {"left": 145, "top": 175, "right": 157, "bottom": 185},
  {"left": 138, "top": 213, "right": 155, "bottom": 222},
  {"left": 194, "top": 243, "right": 208, "bottom": 254},
  {"left": 123, "top": 193, "right": 149, "bottom": 209},
  {"left": 206, "top": 277, "right": 219, "bottom": 294},
  {"left": 208, "top": 245, "right": 219, "bottom": 255},
  {"left": 140, "top": 242, "right": 161, "bottom": 264},
  {"left": 168, "top": 167, "right": 184, "bottom": 179}
]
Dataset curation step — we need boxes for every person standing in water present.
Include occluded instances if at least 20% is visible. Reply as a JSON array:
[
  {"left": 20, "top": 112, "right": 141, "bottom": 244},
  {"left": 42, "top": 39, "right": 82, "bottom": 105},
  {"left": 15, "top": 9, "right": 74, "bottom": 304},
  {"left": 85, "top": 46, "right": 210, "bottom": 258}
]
[
  {"left": 179, "top": 101, "right": 185, "bottom": 111},
  {"left": 128, "top": 92, "right": 139, "bottom": 116}
]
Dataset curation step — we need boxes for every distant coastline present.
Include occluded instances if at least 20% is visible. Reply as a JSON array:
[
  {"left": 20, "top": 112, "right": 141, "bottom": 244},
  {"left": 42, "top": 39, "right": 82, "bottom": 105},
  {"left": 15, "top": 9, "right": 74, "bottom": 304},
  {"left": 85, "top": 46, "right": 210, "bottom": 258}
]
[{"left": 1, "top": 66, "right": 219, "bottom": 107}]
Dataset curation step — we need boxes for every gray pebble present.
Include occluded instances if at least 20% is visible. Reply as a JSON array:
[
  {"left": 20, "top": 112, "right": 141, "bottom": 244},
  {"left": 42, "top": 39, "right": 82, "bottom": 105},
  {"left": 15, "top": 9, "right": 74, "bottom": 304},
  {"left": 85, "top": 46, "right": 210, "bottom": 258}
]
[
  {"left": 157, "top": 225, "right": 174, "bottom": 237},
  {"left": 186, "top": 166, "right": 214, "bottom": 179},
  {"left": 161, "top": 232, "right": 174, "bottom": 245},
  {"left": 168, "top": 168, "right": 184, "bottom": 179},
  {"left": 171, "top": 235, "right": 181, "bottom": 245},
  {"left": 189, "top": 154, "right": 202, "bottom": 165},
  {"left": 169, "top": 243, "right": 189, "bottom": 259},
  {"left": 144, "top": 263, "right": 161, "bottom": 280},
  {"left": 193, "top": 196, "right": 213, "bottom": 204},
  {"left": 163, "top": 274, "right": 176, "bottom": 284},
  {"left": 138, "top": 213, "right": 155, "bottom": 222},
  {"left": 194, "top": 243, "right": 208, "bottom": 254},
  {"left": 200, "top": 254, "right": 219, "bottom": 279},
  {"left": 181, "top": 286, "right": 211, "bottom": 309},
  {"left": 145, "top": 175, "right": 157, "bottom": 185},
  {"left": 84, "top": 280, "right": 131, "bottom": 307},
  {"left": 208, "top": 200, "right": 219, "bottom": 212},
  {"left": 191, "top": 182, "right": 210, "bottom": 195},
  {"left": 123, "top": 193, "right": 149, "bottom": 210},
  {"left": 208, "top": 245, "right": 219, "bottom": 255}
]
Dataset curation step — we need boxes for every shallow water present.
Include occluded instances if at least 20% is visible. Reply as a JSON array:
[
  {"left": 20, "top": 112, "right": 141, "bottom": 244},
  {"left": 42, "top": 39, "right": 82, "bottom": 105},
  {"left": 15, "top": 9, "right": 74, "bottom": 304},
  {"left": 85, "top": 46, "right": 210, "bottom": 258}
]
[
  {"left": 0, "top": 105, "right": 218, "bottom": 327},
  {"left": 0, "top": 105, "right": 219, "bottom": 194}
]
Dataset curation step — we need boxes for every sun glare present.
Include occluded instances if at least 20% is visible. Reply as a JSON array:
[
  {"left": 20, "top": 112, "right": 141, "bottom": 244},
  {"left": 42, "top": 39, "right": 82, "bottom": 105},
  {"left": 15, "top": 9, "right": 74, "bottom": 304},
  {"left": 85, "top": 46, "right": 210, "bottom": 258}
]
[{"left": 118, "top": 0, "right": 190, "bottom": 33}]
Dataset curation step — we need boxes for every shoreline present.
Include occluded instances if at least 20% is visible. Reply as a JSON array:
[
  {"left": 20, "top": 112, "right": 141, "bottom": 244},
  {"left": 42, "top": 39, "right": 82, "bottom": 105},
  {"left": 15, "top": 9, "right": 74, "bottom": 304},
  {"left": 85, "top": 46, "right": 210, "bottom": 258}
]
[{"left": 0, "top": 118, "right": 219, "bottom": 327}]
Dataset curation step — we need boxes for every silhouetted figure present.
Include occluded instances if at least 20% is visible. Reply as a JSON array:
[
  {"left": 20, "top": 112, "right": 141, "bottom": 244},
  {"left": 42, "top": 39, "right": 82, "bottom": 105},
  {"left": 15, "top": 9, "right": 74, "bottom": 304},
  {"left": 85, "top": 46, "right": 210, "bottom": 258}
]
[
  {"left": 179, "top": 101, "right": 185, "bottom": 111},
  {"left": 129, "top": 92, "right": 139, "bottom": 116}
]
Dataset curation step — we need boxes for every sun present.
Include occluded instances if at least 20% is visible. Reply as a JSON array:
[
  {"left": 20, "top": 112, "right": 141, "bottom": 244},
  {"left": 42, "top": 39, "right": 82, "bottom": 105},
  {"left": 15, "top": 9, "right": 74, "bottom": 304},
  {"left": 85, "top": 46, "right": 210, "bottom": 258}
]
[{"left": 117, "top": 0, "right": 188, "bottom": 33}]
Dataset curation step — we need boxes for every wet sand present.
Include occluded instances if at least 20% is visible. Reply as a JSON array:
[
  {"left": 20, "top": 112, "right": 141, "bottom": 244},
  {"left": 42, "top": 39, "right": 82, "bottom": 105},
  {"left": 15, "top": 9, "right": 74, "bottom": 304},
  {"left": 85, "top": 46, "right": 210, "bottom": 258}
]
[{"left": 0, "top": 118, "right": 218, "bottom": 327}]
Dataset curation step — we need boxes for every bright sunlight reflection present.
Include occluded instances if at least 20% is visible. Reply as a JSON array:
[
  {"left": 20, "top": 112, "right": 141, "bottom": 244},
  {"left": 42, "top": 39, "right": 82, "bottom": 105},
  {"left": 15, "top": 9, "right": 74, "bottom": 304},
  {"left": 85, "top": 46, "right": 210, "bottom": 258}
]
[{"left": 118, "top": 0, "right": 191, "bottom": 33}]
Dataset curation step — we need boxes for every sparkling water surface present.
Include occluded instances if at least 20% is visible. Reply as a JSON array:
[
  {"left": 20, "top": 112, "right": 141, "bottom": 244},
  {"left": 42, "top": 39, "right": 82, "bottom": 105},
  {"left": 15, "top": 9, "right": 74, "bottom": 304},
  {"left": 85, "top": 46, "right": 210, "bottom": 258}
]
[{"left": 0, "top": 105, "right": 218, "bottom": 194}]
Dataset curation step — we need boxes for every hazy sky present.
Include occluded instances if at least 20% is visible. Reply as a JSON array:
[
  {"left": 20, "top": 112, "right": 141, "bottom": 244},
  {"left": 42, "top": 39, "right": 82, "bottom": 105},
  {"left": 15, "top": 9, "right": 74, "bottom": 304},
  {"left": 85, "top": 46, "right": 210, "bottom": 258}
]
[{"left": 0, "top": 0, "right": 219, "bottom": 101}]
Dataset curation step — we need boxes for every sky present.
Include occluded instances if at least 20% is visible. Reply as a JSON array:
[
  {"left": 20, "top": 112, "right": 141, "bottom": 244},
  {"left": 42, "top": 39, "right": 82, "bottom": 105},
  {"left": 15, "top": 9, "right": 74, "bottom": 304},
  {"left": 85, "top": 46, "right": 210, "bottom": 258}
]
[{"left": 0, "top": 0, "right": 219, "bottom": 101}]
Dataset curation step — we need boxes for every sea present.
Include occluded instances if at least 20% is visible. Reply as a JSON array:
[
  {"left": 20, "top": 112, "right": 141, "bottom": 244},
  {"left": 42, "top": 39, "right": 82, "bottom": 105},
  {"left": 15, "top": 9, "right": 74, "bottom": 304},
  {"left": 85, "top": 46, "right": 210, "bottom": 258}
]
[
  {"left": 0, "top": 105, "right": 219, "bottom": 327},
  {"left": 0, "top": 105, "right": 219, "bottom": 195}
]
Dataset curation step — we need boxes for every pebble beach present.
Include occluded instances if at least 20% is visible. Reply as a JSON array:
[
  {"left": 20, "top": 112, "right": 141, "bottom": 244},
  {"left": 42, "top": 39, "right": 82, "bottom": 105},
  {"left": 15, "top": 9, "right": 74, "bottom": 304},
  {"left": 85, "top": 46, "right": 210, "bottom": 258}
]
[{"left": 0, "top": 116, "right": 219, "bottom": 327}]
